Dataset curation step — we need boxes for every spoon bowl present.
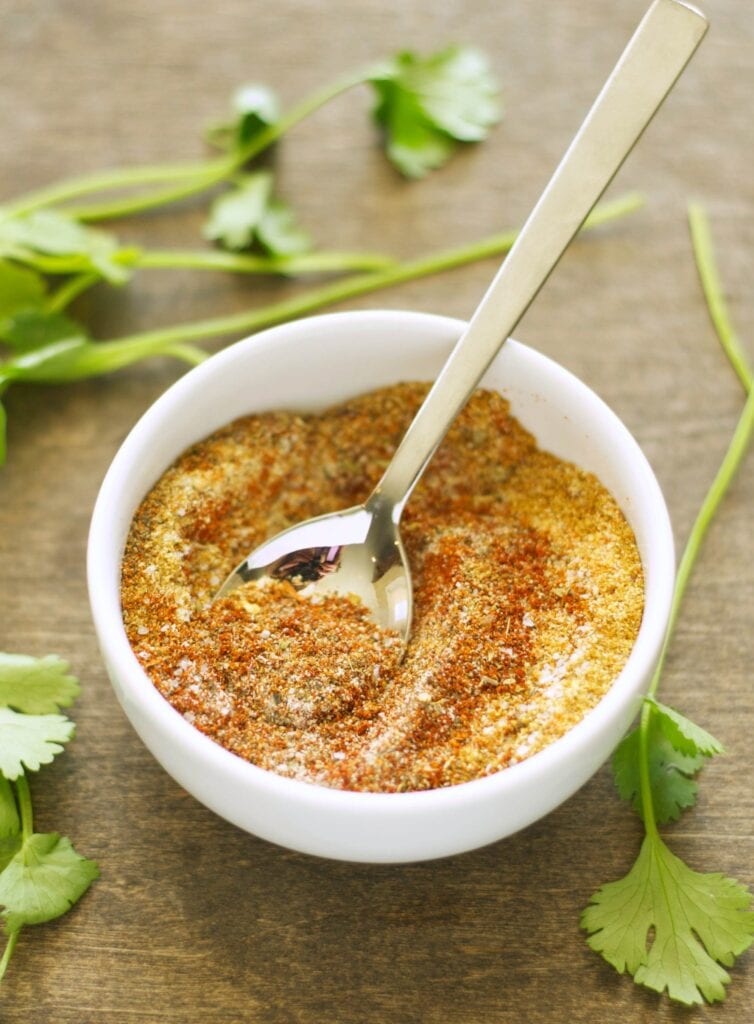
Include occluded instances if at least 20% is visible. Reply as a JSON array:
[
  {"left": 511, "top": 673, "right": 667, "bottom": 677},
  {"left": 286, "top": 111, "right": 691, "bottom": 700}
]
[{"left": 216, "top": 500, "right": 412, "bottom": 644}]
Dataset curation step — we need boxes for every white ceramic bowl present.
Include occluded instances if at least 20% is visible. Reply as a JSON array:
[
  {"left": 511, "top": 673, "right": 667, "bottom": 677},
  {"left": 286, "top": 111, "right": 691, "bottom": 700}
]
[{"left": 88, "top": 310, "right": 674, "bottom": 863}]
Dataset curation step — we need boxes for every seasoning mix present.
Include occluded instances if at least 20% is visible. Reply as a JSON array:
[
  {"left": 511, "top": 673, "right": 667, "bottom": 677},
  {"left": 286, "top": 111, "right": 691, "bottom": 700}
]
[{"left": 121, "top": 383, "right": 644, "bottom": 792}]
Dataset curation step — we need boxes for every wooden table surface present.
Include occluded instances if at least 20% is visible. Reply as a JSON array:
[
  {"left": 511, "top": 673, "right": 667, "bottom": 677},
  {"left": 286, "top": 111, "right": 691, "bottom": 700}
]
[{"left": 1, "top": 0, "right": 752, "bottom": 1020}]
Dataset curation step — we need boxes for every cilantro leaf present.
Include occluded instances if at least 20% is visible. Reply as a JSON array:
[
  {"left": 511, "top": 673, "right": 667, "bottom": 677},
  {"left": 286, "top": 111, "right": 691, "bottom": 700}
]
[
  {"left": 0, "top": 838, "right": 20, "bottom": 878},
  {"left": 370, "top": 46, "right": 501, "bottom": 178},
  {"left": 651, "top": 699, "right": 724, "bottom": 758},
  {"left": 0, "top": 708, "right": 74, "bottom": 779},
  {"left": 0, "top": 330, "right": 98, "bottom": 385},
  {"left": 0, "top": 211, "right": 133, "bottom": 284},
  {"left": 0, "top": 261, "right": 47, "bottom": 320},
  {"left": 206, "top": 83, "right": 280, "bottom": 152},
  {"left": 254, "top": 199, "right": 312, "bottom": 257},
  {"left": 204, "top": 173, "right": 271, "bottom": 250},
  {"left": 0, "top": 779, "right": 19, "bottom": 841},
  {"left": 204, "top": 172, "right": 311, "bottom": 255},
  {"left": 0, "top": 309, "right": 86, "bottom": 353},
  {"left": 582, "top": 834, "right": 754, "bottom": 1005},
  {"left": 0, "top": 832, "right": 98, "bottom": 932},
  {"left": 613, "top": 718, "right": 706, "bottom": 824},
  {"left": 612, "top": 703, "right": 723, "bottom": 824},
  {"left": 0, "top": 653, "right": 80, "bottom": 714}
]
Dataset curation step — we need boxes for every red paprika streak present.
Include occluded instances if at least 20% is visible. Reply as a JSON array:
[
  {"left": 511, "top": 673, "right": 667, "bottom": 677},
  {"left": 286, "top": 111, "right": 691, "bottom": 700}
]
[{"left": 122, "top": 383, "right": 643, "bottom": 792}]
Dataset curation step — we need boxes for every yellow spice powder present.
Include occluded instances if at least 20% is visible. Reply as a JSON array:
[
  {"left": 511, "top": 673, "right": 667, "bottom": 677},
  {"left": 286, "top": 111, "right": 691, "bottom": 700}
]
[{"left": 121, "top": 383, "right": 644, "bottom": 792}]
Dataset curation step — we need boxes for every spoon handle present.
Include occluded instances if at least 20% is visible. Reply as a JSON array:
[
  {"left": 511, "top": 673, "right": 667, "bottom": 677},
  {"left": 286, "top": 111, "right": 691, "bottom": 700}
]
[{"left": 369, "top": 0, "right": 708, "bottom": 518}]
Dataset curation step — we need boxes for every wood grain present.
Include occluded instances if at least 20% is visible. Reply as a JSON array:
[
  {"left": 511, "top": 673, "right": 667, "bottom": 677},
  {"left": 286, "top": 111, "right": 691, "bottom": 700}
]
[{"left": 1, "top": 0, "right": 752, "bottom": 1020}]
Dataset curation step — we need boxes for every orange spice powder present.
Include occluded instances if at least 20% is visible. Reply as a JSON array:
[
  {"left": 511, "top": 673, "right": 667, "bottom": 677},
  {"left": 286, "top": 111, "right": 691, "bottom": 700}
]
[{"left": 121, "top": 383, "right": 644, "bottom": 792}]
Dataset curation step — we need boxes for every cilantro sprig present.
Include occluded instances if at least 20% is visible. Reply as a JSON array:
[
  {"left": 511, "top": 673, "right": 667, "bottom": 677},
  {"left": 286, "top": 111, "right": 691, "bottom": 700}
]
[
  {"left": 0, "top": 44, "right": 506, "bottom": 463},
  {"left": 581, "top": 204, "right": 754, "bottom": 1006},
  {"left": 0, "top": 652, "right": 97, "bottom": 986},
  {"left": 4, "top": 46, "right": 500, "bottom": 225},
  {"left": 0, "top": 47, "right": 642, "bottom": 467},
  {"left": 0, "top": 190, "right": 643, "bottom": 465}
]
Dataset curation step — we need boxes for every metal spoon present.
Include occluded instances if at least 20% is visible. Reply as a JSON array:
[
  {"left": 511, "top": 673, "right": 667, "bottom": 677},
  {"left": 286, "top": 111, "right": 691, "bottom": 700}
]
[{"left": 216, "top": 0, "right": 707, "bottom": 648}]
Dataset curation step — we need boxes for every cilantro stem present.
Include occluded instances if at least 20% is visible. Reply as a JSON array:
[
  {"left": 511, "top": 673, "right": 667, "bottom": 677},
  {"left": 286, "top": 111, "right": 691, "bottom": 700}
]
[
  {"left": 637, "top": 204, "right": 754, "bottom": 831},
  {"left": 658, "top": 389, "right": 754, "bottom": 648},
  {"left": 0, "top": 251, "right": 99, "bottom": 277},
  {"left": 0, "top": 192, "right": 643, "bottom": 385},
  {"left": 3, "top": 161, "right": 215, "bottom": 220},
  {"left": 0, "top": 929, "right": 20, "bottom": 984},
  {"left": 688, "top": 203, "right": 752, "bottom": 391},
  {"left": 162, "top": 344, "right": 209, "bottom": 367},
  {"left": 128, "top": 249, "right": 396, "bottom": 275},
  {"left": 64, "top": 165, "right": 232, "bottom": 223},
  {"left": 4, "top": 248, "right": 395, "bottom": 279},
  {"left": 652, "top": 207, "right": 753, "bottom": 676},
  {"left": 47, "top": 273, "right": 100, "bottom": 312},
  {"left": 15, "top": 776, "right": 33, "bottom": 842},
  {"left": 55, "top": 70, "right": 370, "bottom": 223},
  {"left": 113, "top": 193, "right": 645, "bottom": 352},
  {"left": 637, "top": 703, "right": 659, "bottom": 837},
  {"left": 108, "top": 192, "right": 645, "bottom": 347}
]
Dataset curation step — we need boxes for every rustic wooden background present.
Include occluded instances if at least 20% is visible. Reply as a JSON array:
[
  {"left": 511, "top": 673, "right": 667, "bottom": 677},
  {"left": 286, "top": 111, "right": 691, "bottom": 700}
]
[{"left": 1, "top": 0, "right": 752, "bottom": 1020}]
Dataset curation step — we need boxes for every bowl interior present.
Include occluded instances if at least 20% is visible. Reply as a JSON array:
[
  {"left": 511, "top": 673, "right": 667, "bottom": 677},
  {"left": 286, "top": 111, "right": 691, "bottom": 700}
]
[{"left": 88, "top": 310, "right": 674, "bottom": 862}]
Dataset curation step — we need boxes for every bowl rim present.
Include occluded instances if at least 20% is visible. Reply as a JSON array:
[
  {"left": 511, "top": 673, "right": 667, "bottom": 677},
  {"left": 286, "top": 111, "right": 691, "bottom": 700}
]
[{"left": 87, "top": 308, "right": 675, "bottom": 815}]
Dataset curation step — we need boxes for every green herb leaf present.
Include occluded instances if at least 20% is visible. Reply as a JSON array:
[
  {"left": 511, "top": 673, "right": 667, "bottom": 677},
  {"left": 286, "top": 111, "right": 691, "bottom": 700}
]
[
  {"left": 1, "top": 334, "right": 95, "bottom": 384},
  {"left": 0, "top": 832, "right": 98, "bottom": 932},
  {"left": 206, "top": 83, "right": 280, "bottom": 151},
  {"left": 0, "top": 211, "right": 132, "bottom": 284},
  {"left": 650, "top": 699, "right": 724, "bottom": 758},
  {"left": 0, "top": 839, "right": 20, "bottom": 878},
  {"left": 255, "top": 199, "right": 312, "bottom": 257},
  {"left": 0, "top": 653, "right": 80, "bottom": 714},
  {"left": 582, "top": 834, "right": 754, "bottom": 1006},
  {"left": 0, "top": 261, "right": 47, "bottom": 319},
  {"left": 0, "top": 309, "right": 86, "bottom": 353},
  {"left": 204, "top": 172, "right": 311, "bottom": 255},
  {"left": 0, "top": 779, "right": 19, "bottom": 841},
  {"left": 613, "top": 715, "right": 707, "bottom": 824},
  {"left": 370, "top": 46, "right": 501, "bottom": 178},
  {"left": 0, "top": 708, "right": 74, "bottom": 779},
  {"left": 204, "top": 173, "right": 271, "bottom": 250}
]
